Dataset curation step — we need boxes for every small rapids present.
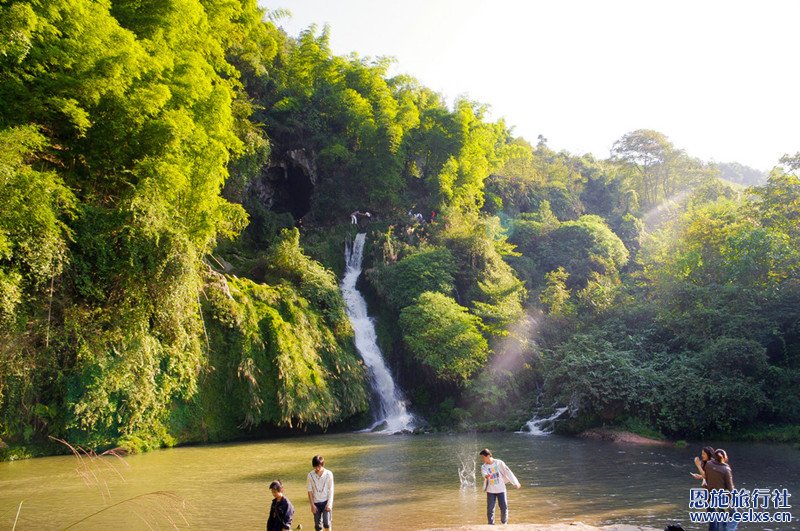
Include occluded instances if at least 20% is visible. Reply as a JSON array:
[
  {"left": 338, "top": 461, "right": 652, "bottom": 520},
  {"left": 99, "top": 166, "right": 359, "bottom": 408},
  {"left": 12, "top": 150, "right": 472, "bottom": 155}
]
[{"left": 519, "top": 406, "right": 570, "bottom": 435}]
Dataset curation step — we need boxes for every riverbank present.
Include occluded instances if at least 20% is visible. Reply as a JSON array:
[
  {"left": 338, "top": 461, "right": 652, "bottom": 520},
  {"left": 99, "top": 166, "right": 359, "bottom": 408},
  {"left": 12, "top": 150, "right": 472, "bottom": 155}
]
[
  {"left": 578, "top": 429, "right": 672, "bottom": 446},
  {"left": 6, "top": 422, "right": 800, "bottom": 461},
  {"left": 426, "top": 522, "right": 661, "bottom": 531}
]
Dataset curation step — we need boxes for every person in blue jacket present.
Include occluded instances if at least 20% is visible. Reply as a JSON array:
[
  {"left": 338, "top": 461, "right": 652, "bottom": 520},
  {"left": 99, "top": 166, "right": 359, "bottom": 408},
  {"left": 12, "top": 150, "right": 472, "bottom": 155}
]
[{"left": 267, "top": 479, "right": 295, "bottom": 531}]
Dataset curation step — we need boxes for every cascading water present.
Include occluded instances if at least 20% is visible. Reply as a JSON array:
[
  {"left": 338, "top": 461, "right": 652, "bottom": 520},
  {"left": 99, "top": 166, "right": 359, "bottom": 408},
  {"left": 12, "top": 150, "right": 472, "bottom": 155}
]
[
  {"left": 341, "top": 233, "right": 415, "bottom": 433},
  {"left": 519, "top": 406, "right": 569, "bottom": 436}
]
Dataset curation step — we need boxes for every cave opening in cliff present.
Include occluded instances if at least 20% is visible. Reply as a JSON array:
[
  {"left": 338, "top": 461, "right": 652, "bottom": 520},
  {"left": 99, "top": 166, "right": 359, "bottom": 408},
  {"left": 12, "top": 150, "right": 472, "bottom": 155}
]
[
  {"left": 267, "top": 160, "right": 313, "bottom": 220},
  {"left": 285, "top": 162, "right": 313, "bottom": 220}
]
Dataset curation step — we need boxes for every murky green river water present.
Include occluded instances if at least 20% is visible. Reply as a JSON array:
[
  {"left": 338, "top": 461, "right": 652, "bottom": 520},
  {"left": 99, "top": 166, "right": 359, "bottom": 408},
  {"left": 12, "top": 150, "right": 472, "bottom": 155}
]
[{"left": 2, "top": 432, "right": 798, "bottom": 529}]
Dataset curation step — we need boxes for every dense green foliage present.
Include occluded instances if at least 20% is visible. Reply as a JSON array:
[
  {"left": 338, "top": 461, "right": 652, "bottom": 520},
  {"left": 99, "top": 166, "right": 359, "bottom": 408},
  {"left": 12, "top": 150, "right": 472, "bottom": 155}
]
[
  {"left": 530, "top": 171, "right": 800, "bottom": 437},
  {"left": 2, "top": 0, "right": 799, "bottom": 455},
  {"left": 1, "top": 0, "right": 256, "bottom": 451},
  {"left": 369, "top": 248, "right": 457, "bottom": 311},
  {"left": 399, "top": 291, "right": 488, "bottom": 383},
  {"left": 510, "top": 210, "right": 629, "bottom": 290},
  {"left": 0, "top": 0, "right": 367, "bottom": 453},
  {"left": 176, "top": 230, "right": 367, "bottom": 441}
]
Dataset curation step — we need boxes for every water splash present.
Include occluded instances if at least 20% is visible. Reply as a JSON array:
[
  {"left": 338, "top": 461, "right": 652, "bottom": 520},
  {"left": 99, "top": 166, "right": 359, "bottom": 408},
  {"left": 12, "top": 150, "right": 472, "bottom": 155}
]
[
  {"left": 458, "top": 450, "right": 477, "bottom": 490},
  {"left": 342, "top": 233, "right": 415, "bottom": 433},
  {"left": 519, "top": 406, "right": 569, "bottom": 436}
]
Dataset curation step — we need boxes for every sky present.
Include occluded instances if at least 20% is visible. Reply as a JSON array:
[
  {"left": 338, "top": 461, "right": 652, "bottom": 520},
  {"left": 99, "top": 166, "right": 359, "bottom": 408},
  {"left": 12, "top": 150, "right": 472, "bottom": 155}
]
[{"left": 265, "top": 0, "right": 800, "bottom": 171}]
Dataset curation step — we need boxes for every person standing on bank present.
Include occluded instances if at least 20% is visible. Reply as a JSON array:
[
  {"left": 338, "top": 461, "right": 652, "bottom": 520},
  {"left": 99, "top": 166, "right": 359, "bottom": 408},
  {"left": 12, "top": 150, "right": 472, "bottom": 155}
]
[
  {"left": 480, "top": 448, "right": 521, "bottom": 525},
  {"left": 307, "top": 455, "right": 334, "bottom": 531},
  {"left": 266, "top": 480, "right": 294, "bottom": 531}
]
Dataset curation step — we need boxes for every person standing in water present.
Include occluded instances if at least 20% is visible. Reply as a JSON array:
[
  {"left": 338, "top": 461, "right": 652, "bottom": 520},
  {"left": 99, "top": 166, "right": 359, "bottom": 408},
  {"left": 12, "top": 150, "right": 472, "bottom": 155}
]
[
  {"left": 266, "top": 480, "right": 295, "bottom": 531},
  {"left": 691, "top": 445, "right": 716, "bottom": 487},
  {"left": 707, "top": 449, "right": 737, "bottom": 531},
  {"left": 480, "top": 448, "right": 521, "bottom": 525},
  {"left": 307, "top": 455, "right": 334, "bottom": 531}
]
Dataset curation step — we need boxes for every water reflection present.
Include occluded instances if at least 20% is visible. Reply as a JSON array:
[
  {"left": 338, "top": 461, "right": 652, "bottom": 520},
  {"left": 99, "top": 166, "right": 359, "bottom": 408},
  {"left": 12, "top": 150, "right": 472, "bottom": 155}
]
[{"left": 1, "top": 433, "right": 798, "bottom": 530}]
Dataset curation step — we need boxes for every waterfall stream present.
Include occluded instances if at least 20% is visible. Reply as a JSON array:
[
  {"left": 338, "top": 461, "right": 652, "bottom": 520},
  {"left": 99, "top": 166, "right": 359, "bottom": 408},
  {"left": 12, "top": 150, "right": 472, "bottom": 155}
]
[
  {"left": 341, "top": 233, "right": 414, "bottom": 432},
  {"left": 519, "top": 406, "right": 569, "bottom": 435}
]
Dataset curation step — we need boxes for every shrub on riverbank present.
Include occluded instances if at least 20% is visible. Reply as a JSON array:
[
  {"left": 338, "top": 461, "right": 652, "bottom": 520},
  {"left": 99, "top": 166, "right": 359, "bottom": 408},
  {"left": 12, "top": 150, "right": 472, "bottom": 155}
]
[{"left": 735, "top": 424, "right": 800, "bottom": 444}]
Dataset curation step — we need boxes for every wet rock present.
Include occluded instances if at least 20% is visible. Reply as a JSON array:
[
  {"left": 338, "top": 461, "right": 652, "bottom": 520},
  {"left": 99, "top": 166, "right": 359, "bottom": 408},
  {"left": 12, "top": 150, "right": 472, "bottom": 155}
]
[{"left": 370, "top": 421, "right": 388, "bottom": 432}]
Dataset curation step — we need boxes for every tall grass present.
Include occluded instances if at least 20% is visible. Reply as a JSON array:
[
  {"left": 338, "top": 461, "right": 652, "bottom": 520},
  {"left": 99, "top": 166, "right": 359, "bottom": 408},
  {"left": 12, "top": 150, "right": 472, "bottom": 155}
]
[{"left": 6, "top": 437, "right": 193, "bottom": 529}]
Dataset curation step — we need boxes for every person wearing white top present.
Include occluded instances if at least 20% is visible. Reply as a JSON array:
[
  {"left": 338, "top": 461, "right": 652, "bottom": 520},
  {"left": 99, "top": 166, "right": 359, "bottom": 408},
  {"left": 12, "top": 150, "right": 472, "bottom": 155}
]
[
  {"left": 307, "top": 455, "right": 334, "bottom": 531},
  {"left": 480, "top": 448, "right": 521, "bottom": 525}
]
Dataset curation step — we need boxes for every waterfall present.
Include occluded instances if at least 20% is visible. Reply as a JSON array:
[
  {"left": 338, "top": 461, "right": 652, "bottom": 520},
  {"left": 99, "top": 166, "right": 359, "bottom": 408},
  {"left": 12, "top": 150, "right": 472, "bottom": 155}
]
[
  {"left": 519, "top": 406, "right": 569, "bottom": 436},
  {"left": 341, "top": 233, "right": 415, "bottom": 433}
]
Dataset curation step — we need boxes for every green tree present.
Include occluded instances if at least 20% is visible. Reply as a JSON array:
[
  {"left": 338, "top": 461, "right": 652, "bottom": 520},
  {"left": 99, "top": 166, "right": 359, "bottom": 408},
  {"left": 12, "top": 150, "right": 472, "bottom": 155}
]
[
  {"left": 611, "top": 130, "right": 673, "bottom": 208},
  {"left": 611, "top": 129, "right": 713, "bottom": 207},
  {"left": 399, "top": 291, "right": 488, "bottom": 383},
  {"left": 0, "top": 126, "right": 74, "bottom": 324},
  {"left": 513, "top": 214, "right": 628, "bottom": 290},
  {"left": 369, "top": 248, "right": 457, "bottom": 311},
  {"left": 542, "top": 334, "right": 650, "bottom": 420},
  {"left": 748, "top": 168, "right": 800, "bottom": 240},
  {"left": 442, "top": 217, "right": 525, "bottom": 335},
  {"left": 0, "top": 126, "right": 75, "bottom": 442},
  {"left": 0, "top": 0, "right": 262, "bottom": 451},
  {"left": 540, "top": 267, "right": 573, "bottom": 316}
]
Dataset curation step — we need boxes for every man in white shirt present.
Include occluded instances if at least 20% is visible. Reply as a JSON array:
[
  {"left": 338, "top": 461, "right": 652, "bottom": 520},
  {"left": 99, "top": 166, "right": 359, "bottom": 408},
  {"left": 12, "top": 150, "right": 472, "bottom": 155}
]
[
  {"left": 480, "top": 448, "right": 521, "bottom": 525},
  {"left": 307, "top": 455, "right": 334, "bottom": 531}
]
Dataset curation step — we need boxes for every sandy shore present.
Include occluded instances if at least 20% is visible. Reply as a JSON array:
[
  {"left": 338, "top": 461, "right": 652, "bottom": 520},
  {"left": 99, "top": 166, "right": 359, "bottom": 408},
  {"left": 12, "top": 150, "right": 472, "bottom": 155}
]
[
  {"left": 425, "top": 522, "right": 661, "bottom": 531},
  {"left": 578, "top": 429, "right": 672, "bottom": 446}
]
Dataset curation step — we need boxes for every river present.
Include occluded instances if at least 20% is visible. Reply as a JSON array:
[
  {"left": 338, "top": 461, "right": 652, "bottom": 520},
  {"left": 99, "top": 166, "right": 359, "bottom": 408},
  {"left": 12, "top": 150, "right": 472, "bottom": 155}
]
[{"left": 2, "top": 433, "right": 799, "bottom": 530}]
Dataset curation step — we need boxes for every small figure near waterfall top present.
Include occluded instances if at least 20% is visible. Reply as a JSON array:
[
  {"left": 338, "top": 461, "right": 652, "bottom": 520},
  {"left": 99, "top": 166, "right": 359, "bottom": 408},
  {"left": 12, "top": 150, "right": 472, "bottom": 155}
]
[
  {"left": 350, "top": 211, "right": 371, "bottom": 225},
  {"left": 480, "top": 448, "right": 521, "bottom": 525},
  {"left": 407, "top": 209, "right": 425, "bottom": 224},
  {"left": 307, "top": 455, "right": 334, "bottom": 531}
]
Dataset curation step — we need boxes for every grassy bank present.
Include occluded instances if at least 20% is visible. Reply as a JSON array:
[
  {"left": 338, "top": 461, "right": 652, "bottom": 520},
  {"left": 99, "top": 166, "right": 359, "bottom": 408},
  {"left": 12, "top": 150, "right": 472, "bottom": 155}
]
[{"left": 735, "top": 424, "right": 800, "bottom": 446}]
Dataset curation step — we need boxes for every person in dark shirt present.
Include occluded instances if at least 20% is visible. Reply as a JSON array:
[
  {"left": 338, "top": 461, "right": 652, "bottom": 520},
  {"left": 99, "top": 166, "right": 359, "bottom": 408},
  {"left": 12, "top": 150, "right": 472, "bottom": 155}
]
[
  {"left": 267, "top": 480, "right": 295, "bottom": 531},
  {"left": 703, "top": 449, "right": 736, "bottom": 531},
  {"left": 704, "top": 451, "right": 734, "bottom": 491}
]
